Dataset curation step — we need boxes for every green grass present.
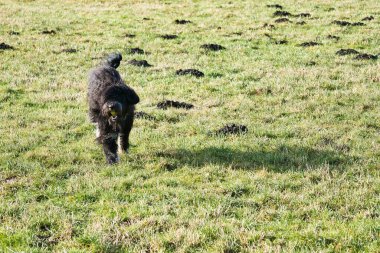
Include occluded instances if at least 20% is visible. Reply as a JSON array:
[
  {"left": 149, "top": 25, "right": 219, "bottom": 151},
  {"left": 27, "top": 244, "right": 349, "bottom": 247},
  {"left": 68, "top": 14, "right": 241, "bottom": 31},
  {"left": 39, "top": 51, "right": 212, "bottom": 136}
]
[{"left": 0, "top": 0, "right": 379, "bottom": 252}]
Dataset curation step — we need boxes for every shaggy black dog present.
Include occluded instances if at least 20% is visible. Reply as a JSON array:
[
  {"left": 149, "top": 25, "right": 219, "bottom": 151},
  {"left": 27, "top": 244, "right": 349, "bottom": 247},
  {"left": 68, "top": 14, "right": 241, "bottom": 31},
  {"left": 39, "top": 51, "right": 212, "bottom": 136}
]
[{"left": 88, "top": 53, "right": 139, "bottom": 164}]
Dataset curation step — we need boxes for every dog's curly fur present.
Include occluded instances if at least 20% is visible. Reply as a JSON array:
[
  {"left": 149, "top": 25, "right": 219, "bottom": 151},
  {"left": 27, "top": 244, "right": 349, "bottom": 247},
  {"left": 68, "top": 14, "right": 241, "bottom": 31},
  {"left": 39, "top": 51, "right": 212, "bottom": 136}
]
[{"left": 88, "top": 53, "right": 139, "bottom": 164}]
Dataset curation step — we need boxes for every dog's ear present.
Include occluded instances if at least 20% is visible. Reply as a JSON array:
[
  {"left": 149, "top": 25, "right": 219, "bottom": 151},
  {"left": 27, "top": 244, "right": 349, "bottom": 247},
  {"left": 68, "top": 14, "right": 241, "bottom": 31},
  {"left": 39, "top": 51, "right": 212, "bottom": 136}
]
[{"left": 125, "top": 88, "right": 140, "bottom": 105}]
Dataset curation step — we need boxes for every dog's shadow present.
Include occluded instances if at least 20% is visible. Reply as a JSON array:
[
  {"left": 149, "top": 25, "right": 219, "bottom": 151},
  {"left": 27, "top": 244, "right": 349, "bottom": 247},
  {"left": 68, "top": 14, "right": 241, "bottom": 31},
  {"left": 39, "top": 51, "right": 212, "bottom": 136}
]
[{"left": 156, "top": 145, "right": 356, "bottom": 172}]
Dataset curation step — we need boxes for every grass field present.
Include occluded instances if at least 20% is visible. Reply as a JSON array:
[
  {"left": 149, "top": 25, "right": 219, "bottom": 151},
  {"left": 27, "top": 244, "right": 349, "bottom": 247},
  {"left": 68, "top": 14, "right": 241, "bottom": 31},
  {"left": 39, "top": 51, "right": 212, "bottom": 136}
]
[{"left": 1, "top": 0, "right": 379, "bottom": 252}]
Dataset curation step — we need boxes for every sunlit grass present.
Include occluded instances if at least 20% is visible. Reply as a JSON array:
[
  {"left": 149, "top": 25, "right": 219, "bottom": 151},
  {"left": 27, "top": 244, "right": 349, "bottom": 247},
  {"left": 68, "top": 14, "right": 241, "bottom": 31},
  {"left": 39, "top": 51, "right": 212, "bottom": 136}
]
[{"left": 0, "top": 0, "right": 379, "bottom": 252}]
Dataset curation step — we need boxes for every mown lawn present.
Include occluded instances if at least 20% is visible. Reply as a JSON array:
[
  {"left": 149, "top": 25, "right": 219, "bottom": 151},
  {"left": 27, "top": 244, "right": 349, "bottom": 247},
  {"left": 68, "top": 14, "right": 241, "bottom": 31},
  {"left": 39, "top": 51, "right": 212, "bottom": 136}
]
[{"left": 0, "top": 0, "right": 379, "bottom": 252}]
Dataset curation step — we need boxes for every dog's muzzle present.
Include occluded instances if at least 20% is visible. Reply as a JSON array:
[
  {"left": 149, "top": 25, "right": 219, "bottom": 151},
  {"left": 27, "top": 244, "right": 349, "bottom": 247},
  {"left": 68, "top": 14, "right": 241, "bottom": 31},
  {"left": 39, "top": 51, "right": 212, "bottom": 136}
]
[{"left": 109, "top": 110, "right": 118, "bottom": 122}]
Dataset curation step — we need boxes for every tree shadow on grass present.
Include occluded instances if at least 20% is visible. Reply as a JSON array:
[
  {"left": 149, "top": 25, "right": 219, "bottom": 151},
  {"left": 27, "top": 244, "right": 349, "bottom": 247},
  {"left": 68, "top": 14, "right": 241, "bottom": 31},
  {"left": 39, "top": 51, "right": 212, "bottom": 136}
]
[{"left": 156, "top": 145, "right": 356, "bottom": 172}]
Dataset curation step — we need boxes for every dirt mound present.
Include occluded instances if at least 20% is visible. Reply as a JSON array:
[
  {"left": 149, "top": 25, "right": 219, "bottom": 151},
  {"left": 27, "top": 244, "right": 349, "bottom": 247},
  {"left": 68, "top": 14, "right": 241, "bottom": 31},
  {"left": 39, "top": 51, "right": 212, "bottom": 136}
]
[
  {"left": 175, "top": 19, "right": 191, "bottom": 24},
  {"left": 298, "top": 41, "right": 321, "bottom": 47},
  {"left": 200, "top": 44, "right": 226, "bottom": 51},
  {"left": 306, "top": 61, "right": 317, "bottom": 66},
  {"left": 336, "top": 49, "right": 359, "bottom": 56},
  {"left": 332, "top": 20, "right": 365, "bottom": 27},
  {"left": 295, "top": 13, "right": 311, "bottom": 17},
  {"left": 362, "top": 16, "right": 374, "bottom": 21},
  {"left": 263, "top": 23, "right": 275, "bottom": 29},
  {"left": 213, "top": 124, "right": 248, "bottom": 136},
  {"left": 127, "top": 47, "right": 145, "bottom": 54},
  {"left": 0, "top": 42, "right": 14, "bottom": 50},
  {"left": 351, "top": 22, "right": 365, "bottom": 26},
  {"left": 61, "top": 48, "right": 77, "bottom": 53},
  {"left": 134, "top": 111, "right": 156, "bottom": 120},
  {"left": 41, "top": 30, "right": 56, "bottom": 35},
  {"left": 160, "top": 34, "right": 178, "bottom": 39},
  {"left": 128, "top": 59, "right": 152, "bottom": 67},
  {"left": 274, "top": 39, "right": 288, "bottom": 44},
  {"left": 327, "top": 35, "right": 340, "bottom": 40},
  {"left": 266, "top": 4, "right": 283, "bottom": 9},
  {"left": 332, "top": 20, "right": 351, "bottom": 26},
  {"left": 157, "top": 100, "right": 194, "bottom": 110},
  {"left": 275, "top": 18, "right": 291, "bottom": 23},
  {"left": 36, "top": 195, "right": 49, "bottom": 202},
  {"left": 264, "top": 33, "right": 273, "bottom": 39},
  {"left": 354, "top": 54, "right": 378, "bottom": 60},
  {"left": 176, "top": 69, "right": 204, "bottom": 77},
  {"left": 273, "top": 11, "right": 292, "bottom": 17}
]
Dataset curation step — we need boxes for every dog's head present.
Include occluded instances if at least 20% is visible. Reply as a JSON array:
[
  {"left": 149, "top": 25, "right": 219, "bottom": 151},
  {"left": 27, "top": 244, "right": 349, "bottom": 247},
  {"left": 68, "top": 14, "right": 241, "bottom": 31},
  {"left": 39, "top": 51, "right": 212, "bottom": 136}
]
[
  {"left": 102, "top": 101, "right": 123, "bottom": 124},
  {"left": 101, "top": 87, "right": 140, "bottom": 127}
]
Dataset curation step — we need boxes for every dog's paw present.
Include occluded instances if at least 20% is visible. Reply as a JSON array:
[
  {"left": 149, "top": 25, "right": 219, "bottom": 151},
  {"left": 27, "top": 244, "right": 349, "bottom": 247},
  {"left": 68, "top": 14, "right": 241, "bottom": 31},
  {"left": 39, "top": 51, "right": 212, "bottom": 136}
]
[
  {"left": 106, "top": 154, "right": 119, "bottom": 165},
  {"left": 121, "top": 144, "right": 129, "bottom": 154}
]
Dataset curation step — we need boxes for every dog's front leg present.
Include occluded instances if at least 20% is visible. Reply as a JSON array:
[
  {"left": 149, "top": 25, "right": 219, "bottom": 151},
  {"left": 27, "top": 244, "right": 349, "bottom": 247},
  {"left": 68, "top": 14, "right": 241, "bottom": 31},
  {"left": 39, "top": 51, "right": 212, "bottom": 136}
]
[
  {"left": 119, "top": 114, "right": 134, "bottom": 153},
  {"left": 102, "top": 134, "right": 119, "bottom": 164}
]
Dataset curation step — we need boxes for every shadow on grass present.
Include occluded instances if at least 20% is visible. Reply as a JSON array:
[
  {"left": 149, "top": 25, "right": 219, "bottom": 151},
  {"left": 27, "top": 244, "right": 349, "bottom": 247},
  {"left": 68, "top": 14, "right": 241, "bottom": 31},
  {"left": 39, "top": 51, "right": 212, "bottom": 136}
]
[
  {"left": 0, "top": 87, "right": 25, "bottom": 103},
  {"left": 156, "top": 145, "right": 355, "bottom": 172}
]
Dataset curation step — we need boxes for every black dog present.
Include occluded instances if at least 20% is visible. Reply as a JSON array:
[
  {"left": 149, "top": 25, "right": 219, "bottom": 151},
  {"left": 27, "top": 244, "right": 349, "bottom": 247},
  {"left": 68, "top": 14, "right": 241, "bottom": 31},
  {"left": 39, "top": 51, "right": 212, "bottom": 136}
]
[{"left": 88, "top": 53, "right": 139, "bottom": 164}]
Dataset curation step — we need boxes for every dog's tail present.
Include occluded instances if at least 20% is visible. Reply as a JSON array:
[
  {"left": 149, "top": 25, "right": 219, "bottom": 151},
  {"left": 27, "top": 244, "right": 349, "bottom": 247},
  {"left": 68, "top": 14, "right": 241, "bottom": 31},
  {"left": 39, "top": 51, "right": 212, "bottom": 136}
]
[{"left": 104, "top": 52, "right": 122, "bottom": 69}]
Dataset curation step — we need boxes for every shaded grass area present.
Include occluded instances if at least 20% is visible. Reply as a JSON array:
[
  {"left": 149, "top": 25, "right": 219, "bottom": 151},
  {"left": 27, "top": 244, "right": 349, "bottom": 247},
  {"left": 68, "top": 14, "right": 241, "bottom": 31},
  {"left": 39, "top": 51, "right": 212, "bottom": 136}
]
[
  {"left": 155, "top": 145, "right": 353, "bottom": 171},
  {"left": 1, "top": 0, "right": 379, "bottom": 252}
]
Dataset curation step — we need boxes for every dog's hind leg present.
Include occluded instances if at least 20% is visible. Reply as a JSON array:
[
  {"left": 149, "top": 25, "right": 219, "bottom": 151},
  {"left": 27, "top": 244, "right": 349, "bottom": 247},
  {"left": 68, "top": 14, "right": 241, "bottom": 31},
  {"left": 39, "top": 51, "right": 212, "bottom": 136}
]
[{"left": 89, "top": 108, "right": 100, "bottom": 123}]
